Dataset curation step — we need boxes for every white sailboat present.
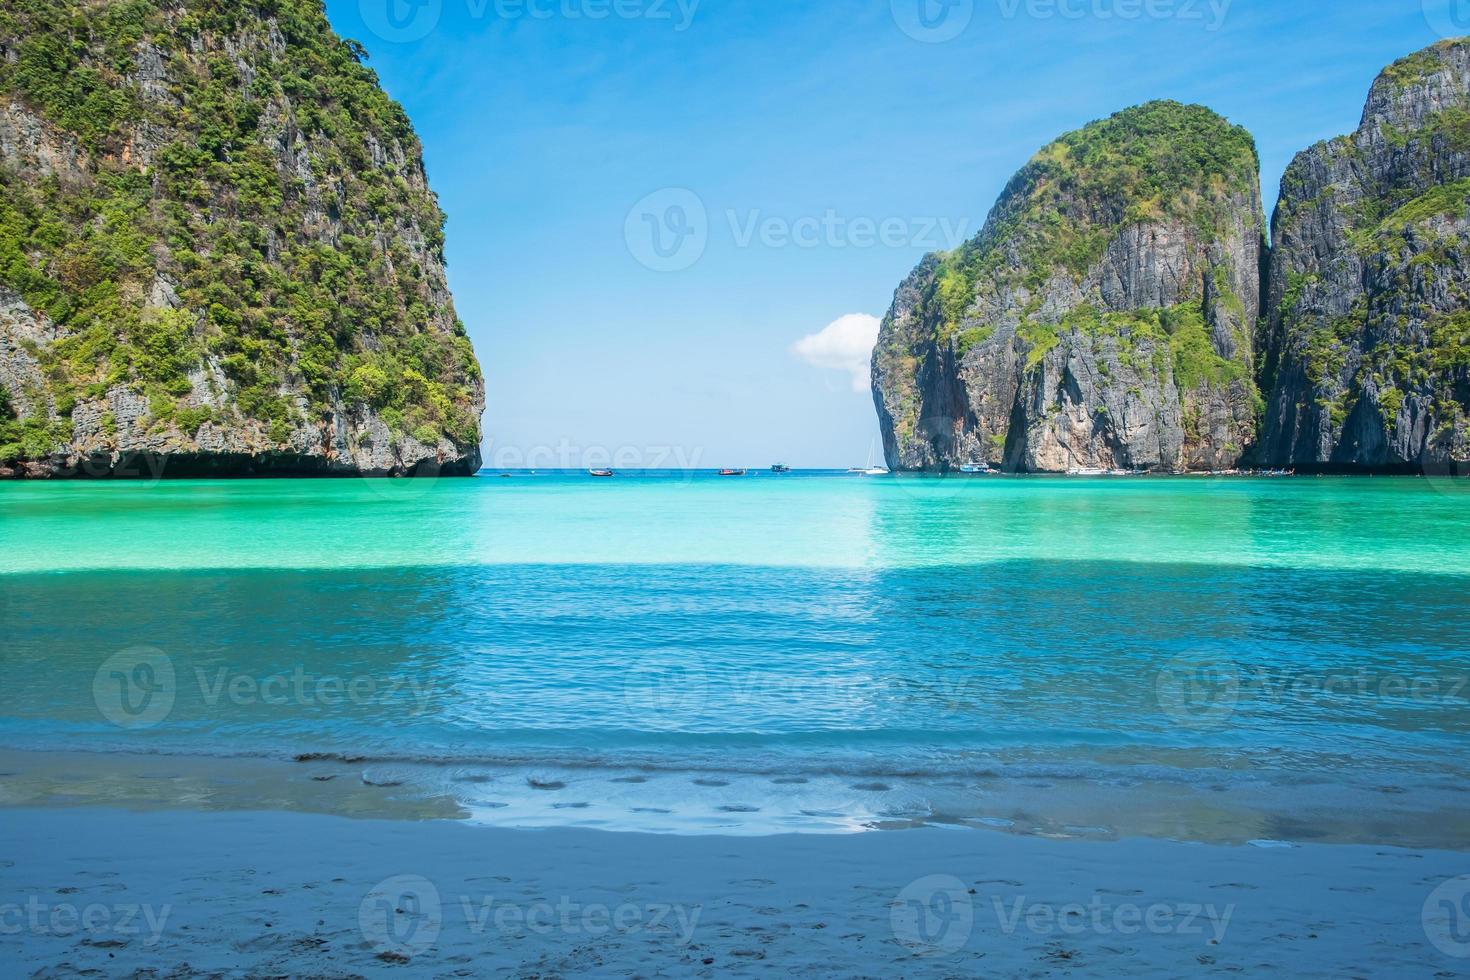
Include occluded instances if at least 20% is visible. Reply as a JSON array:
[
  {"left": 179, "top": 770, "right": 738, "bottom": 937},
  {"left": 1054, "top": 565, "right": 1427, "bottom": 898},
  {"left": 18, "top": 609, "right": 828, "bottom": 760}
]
[{"left": 855, "top": 439, "right": 888, "bottom": 476}]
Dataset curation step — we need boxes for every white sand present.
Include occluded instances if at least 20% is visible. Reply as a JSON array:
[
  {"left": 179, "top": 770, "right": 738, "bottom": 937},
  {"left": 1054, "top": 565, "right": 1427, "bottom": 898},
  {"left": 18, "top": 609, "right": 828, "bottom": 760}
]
[{"left": 2, "top": 807, "right": 1466, "bottom": 977}]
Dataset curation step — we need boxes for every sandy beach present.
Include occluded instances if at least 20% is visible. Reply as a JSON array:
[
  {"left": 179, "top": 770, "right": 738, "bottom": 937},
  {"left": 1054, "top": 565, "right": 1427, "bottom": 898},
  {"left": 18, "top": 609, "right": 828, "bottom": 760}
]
[{"left": 3, "top": 807, "right": 1466, "bottom": 977}]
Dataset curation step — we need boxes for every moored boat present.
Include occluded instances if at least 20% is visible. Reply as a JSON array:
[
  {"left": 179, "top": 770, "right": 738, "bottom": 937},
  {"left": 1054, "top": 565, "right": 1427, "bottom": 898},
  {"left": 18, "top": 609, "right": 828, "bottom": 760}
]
[
  {"left": 853, "top": 440, "right": 888, "bottom": 476},
  {"left": 588, "top": 469, "right": 615, "bottom": 478}
]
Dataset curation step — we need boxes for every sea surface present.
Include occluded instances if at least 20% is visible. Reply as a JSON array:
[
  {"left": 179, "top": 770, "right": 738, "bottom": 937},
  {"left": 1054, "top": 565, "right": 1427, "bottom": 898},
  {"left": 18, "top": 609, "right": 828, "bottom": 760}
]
[{"left": 2, "top": 472, "right": 1469, "bottom": 845}]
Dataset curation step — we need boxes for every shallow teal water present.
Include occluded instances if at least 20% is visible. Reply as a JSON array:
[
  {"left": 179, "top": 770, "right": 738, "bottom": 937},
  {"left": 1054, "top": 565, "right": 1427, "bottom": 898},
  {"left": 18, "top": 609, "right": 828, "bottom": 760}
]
[
  {"left": 2, "top": 472, "right": 1467, "bottom": 574},
  {"left": 2, "top": 474, "right": 1469, "bottom": 841}
]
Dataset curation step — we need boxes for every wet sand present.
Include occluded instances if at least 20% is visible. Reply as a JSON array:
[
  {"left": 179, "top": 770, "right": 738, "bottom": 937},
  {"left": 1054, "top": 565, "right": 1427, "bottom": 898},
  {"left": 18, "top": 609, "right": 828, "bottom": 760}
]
[{"left": 3, "top": 807, "right": 1467, "bottom": 977}]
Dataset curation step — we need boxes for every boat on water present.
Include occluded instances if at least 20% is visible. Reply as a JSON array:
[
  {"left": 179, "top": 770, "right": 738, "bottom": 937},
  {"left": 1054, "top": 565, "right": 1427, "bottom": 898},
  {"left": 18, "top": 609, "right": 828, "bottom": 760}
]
[
  {"left": 719, "top": 468, "right": 747, "bottom": 477},
  {"left": 770, "top": 464, "right": 791, "bottom": 474},
  {"left": 959, "top": 463, "right": 993, "bottom": 474},
  {"left": 588, "top": 469, "right": 615, "bottom": 478},
  {"left": 852, "top": 440, "right": 888, "bottom": 476}
]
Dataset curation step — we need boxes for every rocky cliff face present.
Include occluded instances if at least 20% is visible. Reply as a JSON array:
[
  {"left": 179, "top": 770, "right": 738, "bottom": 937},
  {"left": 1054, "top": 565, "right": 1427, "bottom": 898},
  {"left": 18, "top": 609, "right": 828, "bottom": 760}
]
[
  {"left": 1259, "top": 39, "right": 1470, "bottom": 473},
  {"left": 0, "top": 0, "right": 483, "bottom": 477},
  {"left": 873, "top": 102, "right": 1263, "bottom": 474}
]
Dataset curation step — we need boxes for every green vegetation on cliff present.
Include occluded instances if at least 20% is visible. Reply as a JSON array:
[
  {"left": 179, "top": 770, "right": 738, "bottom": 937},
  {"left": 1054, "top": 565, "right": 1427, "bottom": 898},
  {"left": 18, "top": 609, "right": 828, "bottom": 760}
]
[
  {"left": 1382, "top": 46, "right": 1447, "bottom": 89},
  {"left": 929, "top": 101, "right": 1260, "bottom": 346},
  {"left": 0, "top": 0, "right": 481, "bottom": 465},
  {"left": 1014, "top": 303, "right": 1253, "bottom": 396},
  {"left": 874, "top": 99, "right": 1263, "bottom": 473},
  {"left": 1372, "top": 178, "right": 1470, "bottom": 239},
  {"left": 1262, "top": 37, "right": 1470, "bottom": 469}
]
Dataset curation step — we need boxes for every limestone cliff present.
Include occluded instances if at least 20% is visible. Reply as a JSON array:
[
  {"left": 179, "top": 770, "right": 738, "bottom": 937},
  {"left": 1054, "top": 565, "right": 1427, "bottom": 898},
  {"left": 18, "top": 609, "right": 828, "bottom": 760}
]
[
  {"left": 872, "top": 102, "right": 1264, "bottom": 473},
  {"left": 1259, "top": 39, "right": 1470, "bottom": 473},
  {"left": 0, "top": 0, "right": 483, "bottom": 477}
]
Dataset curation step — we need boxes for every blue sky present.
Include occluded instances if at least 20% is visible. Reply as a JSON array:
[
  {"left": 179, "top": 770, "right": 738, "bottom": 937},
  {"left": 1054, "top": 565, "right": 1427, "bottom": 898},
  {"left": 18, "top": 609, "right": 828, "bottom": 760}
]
[{"left": 324, "top": 0, "right": 1457, "bottom": 469}]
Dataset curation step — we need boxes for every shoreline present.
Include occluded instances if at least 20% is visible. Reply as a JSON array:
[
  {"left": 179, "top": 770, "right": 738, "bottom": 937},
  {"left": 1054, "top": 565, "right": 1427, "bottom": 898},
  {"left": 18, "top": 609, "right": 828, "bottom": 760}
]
[
  {"left": 3, "top": 806, "right": 1465, "bottom": 976},
  {"left": 2, "top": 468, "right": 1469, "bottom": 481},
  {"left": 4, "top": 746, "right": 1470, "bottom": 852}
]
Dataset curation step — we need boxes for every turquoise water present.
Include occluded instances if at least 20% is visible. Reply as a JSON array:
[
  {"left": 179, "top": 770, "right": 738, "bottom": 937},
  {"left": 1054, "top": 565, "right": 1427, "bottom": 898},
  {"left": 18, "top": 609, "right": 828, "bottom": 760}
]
[{"left": 2, "top": 474, "right": 1469, "bottom": 842}]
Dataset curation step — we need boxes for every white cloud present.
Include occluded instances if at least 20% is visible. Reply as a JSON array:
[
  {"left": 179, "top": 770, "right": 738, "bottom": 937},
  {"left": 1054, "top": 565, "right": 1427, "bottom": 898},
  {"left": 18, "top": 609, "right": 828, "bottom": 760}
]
[{"left": 791, "top": 314, "right": 881, "bottom": 393}]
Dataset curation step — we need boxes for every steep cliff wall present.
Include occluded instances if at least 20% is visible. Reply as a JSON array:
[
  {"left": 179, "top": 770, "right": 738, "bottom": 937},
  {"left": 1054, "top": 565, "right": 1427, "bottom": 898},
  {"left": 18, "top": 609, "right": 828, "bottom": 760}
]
[
  {"left": 1260, "top": 39, "right": 1470, "bottom": 473},
  {"left": 0, "top": 0, "right": 483, "bottom": 477},
  {"left": 872, "top": 102, "right": 1264, "bottom": 473}
]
